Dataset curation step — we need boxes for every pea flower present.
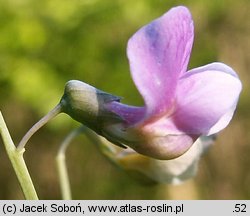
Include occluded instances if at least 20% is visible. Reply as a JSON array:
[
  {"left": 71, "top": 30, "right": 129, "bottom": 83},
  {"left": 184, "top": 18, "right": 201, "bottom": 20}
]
[
  {"left": 59, "top": 6, "right": 242, "bottom": 160},
  {"left": 18, "top": 6, "right": 242, "bottom": 181},
  {"left": 87, "top": 130, "right": 216, "bottom": 184}
]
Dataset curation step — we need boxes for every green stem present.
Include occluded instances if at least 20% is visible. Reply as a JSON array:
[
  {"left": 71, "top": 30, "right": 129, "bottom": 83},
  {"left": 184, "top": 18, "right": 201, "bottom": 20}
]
[
  {"left": 0, "top": 111, "right": 38, "bottom": 200},
  {"left": 56, "top": 126, "right": 85, "bottom": 200},
  {"left": 17, "top": 104, "right": 62, "bottom": 151},
  {"left": 56, "top": 153, "right": 71, "bottom": 200}
]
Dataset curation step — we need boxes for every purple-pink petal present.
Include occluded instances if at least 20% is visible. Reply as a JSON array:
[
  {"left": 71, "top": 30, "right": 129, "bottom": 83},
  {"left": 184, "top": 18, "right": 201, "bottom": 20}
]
[
  {"left": 171, "top": 63, "right": 242, "bottom": 135},
  {"left": 127, "top": 6, "right": 194, "bottom": 120},
  {"left": 105, "top": 101, "right": 145, "bottom": 125}
]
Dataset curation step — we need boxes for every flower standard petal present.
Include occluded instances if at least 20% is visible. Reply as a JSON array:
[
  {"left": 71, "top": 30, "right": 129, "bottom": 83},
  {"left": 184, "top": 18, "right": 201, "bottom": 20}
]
[{"left": 127, "top": 6, "right": 194, "bottom": 119}]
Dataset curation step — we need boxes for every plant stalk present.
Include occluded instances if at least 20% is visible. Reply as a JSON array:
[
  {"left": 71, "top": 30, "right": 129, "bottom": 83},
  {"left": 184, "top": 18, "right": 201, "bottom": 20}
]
[
  {"left": 17, "top": 104, "right": 62, "bottom": 151},
  {"left": 0, "top": 111, "right": 38, "bottom": 200},
  {"left": 56, "top": 126, "right": 85, "bottom": 200}
]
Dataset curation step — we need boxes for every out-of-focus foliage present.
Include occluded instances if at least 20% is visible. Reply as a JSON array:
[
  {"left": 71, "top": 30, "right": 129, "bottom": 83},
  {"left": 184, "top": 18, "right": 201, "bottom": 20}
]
[{"left": 0, "top": 0, "right": 249, "bottom": 199}]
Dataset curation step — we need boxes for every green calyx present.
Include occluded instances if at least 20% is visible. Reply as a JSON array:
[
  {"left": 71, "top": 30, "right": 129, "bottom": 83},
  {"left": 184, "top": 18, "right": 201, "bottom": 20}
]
[{"left": 60, "top": 80, "right": 123, "bottom": 134}]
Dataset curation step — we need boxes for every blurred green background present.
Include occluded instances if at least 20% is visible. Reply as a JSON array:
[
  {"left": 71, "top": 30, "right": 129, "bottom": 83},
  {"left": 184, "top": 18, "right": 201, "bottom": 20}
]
[{"left": 0, "top": 0, "right": 249, "bottom": 199}]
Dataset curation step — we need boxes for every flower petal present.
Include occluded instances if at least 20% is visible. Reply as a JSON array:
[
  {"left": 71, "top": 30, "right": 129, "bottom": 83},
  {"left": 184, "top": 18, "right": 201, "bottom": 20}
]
[
  {"left": 146, "top": 136, "right": 204, "bottom": 184},
  {"left": 127, "top": 6, "right": 194, "bottom": 119},
  {"left": 97, "top": 135, "right": 215, "bottom": 184},
  {"left": 172, "top": 63, "right": 242, "bottom": 135},
  {"left": 105, "top": 101, "right": 145, "bottom": 125}
]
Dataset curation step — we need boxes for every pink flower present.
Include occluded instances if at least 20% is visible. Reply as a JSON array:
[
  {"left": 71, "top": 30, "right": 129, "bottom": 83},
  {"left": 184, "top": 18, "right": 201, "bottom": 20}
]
[
  {"left": 92, "top": 133, "right": 216, "bottom": 184},
  {"left": 61, "top": 6, "right": 242, "bottom": 160}
]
